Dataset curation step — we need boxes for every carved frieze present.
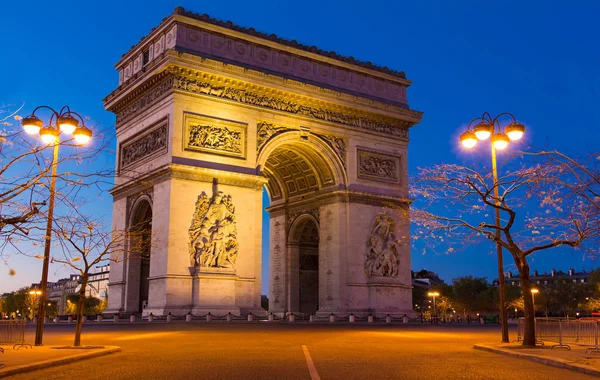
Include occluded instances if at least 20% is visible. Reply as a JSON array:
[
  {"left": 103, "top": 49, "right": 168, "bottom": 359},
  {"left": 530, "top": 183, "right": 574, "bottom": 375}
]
[
  {"left": 312, "top": 132, "right": 347, "bottom": 169},
  {"left": 112, "top": 69, "right": 412, "bottom": 139},
  {"left": 188, "top": 190, "right": 238, "bottom": 269},
  {"left": 183, "top": 113, "right": 247, "bottom": 159},
  {"left": 256, "top": 122, "right": 294, "bottom": 153},
  {"left": 172, "top": 74, "right": 410, "bottom": 139},
  {"left": 119, "top": 119, "right": 168, "bottom": 170},
  {"left": 365, "top": 215, "right": 399, "bottom": 278},
  {"left": 357, "top": 148, "right": 401, "bottom": 184},
  {"left": 115, "top": 73, "right": 174, "bottom": 124}
]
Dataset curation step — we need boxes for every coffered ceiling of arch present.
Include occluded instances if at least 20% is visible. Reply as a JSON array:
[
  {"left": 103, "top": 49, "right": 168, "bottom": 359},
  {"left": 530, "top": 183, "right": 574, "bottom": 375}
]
[{"left": 263, "top": 145, "right": 335, "bottom": 201}]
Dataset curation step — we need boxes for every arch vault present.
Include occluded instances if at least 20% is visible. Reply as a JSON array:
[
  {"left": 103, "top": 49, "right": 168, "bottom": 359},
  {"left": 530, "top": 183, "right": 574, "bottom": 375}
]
[{"left": 103, "top": 7, "right": 423, "bottom": 317}]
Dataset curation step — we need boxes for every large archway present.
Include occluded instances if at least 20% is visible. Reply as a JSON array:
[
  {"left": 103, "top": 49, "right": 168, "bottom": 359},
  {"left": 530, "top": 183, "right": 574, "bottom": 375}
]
[
  {"left": 125, "top": 197, "right": 153, "bottom": 313},
  {"left": 258, "top": 132, "right": 346, "bottom": 316},
  {"left": 289, "top": 216, "right": 320, "bottom": 315}
]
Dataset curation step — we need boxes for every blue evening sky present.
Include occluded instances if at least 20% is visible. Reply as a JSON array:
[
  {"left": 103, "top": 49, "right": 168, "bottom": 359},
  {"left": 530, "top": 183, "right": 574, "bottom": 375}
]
[{"left": 1, "top": 0, "right": 599, "bottom": 294}]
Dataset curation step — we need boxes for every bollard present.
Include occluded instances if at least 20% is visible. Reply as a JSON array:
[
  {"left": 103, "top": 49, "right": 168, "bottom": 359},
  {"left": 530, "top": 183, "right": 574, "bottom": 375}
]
[
  {"left": 82, "top": 315, "right": 87, "bottom": 323},
  {"left": 248, "top": 313, "right": 254, "bottom": 322},
  {"left": 167, "top": 313, "right": 173, "bottom": 322},
  {"left": 268, "top": 313, "right": 274, "bottom": 322},
  {"left": 349, "top": 314, "right": 355, "bottom": 323},
  {"left": 113, "top": 315, "right": 119, "bottom": 323},
  {"left": 226, "top": 313, "right": 232, "bottom": 322},
  {"left": 329, "top": 314, "right": 336, "bottom": 323},
  {"left": 54, "top": 316, "right": 60, "bottom": 323},
  {"left": 148, "top": 313, "right": 154, "bottom": 322},
  {"left": 68, "top": 316, "right": 73, "bottom": 323},
  {"left": 206, "top": 313, "right": 212, "bottom": 322},
  {"left": 130, "top": 315, "right": 136, "bottom": 322},
  {"left": 368, "top": 315, "right": 374, "bottom": 323},
  {"left": 186, "top": 313, "right": 192, "bottom": 322},
  {"left": 403, "top": 316, "right": 409, "bottom": 324},
  {"left": 97, "top": 315, "right": 103, "bottom": 322},
  {"left": 385, "top": 315, "right": 392, "bottom": 324},
  {"left": 309, "top": 315, "right": 315, "bottom": 322},
  {"left": 289, "top": 313, "right": 295, "bottom": 322}
]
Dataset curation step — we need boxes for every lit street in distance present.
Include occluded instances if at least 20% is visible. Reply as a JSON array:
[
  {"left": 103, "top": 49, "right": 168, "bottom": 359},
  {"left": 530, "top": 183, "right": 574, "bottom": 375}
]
[{"left": 7, "top": 323, "right": 595, "bottom": 380}]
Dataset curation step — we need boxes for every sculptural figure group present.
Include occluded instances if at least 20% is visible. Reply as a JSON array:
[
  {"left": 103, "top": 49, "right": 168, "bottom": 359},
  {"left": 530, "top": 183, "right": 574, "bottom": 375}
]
[
  {"left": 364, "top": 215, "right": 400, "bottom": 277},
  {"left": 188, "top": 190, "right": 239, "bottom": 269}
]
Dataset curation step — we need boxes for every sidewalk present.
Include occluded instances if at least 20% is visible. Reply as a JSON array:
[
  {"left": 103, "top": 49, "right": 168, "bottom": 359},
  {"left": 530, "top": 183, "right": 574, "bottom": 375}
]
[
  {"left": 0, "top": 345, "right": 121, "bottom": 378},
  {"left": 474, "top": 342, "right": 600, "bottom": 377}
]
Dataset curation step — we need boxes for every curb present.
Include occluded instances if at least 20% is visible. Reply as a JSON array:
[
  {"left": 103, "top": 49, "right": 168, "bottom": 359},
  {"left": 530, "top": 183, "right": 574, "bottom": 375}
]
[
  {"left": 473, "top": 344, "right": 600, "bottom": 377},
  {"left": 0, "top": 346, "right": 121, "bottom": 378}
]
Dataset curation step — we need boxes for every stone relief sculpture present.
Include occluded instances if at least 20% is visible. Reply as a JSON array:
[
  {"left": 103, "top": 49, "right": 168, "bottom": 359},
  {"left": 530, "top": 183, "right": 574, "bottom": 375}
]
[
  {"left": 313, "top": 133, "right": 347, "bottom": 169},
  {"left": 188, "top": 190, "right": 239, "bottom": 269},
  {"left": 183, "top": 113, "right": 247, "bottom": 158},
  {"left": 120, "top": 122, "right": 168, "bottom": 169},
  {"left": 357, "top": 149, "right": 399, "bottom": 183},
  {"left": 256, "top": 122, "right": 292, "bottom": 153},
  {"left": 364, "top": 215, "right": 399, "bottom": 278},
  {"left": 188, "top": 124, "right": 242, "bottom": 154}
]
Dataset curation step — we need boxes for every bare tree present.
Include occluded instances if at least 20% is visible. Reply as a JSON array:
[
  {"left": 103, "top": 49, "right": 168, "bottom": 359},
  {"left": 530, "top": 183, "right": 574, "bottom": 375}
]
[
  {"left": 50, "top": 208, "right": 152, "bottom": 347},
  {"left": 408, "top": 150, "right": 599, "bottom": 346}
]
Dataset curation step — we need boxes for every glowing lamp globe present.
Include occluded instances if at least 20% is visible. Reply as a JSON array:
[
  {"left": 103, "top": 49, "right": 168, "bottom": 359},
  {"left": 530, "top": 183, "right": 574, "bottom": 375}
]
[
  {"left": 22, "top": 116, "right": 43, "bottom": 135},
  {"left": 473, "top": 122, "right": 493, "bottom": 140},
  {"left": 57, "top": 115, "right": 79, "bottom": 134},
  {"left": 73, "top": 126, "right": 92, "bottom": 145},
  {"left": 492, "top": 132, "right": 509, "bottom": 150},
  {"left": 460, "top": 130, "right": 477, "bottom": 149},
  {"left": 505, "top": 121, "right": 525, "bottom": 141},
  {"left": 40, "top": 127, "right": 58, "bottom": 145}
]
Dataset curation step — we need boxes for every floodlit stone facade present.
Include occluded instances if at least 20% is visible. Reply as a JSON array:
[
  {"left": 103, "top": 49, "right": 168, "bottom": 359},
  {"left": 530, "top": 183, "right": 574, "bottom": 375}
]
[{"left": 104, "top": 7, "right": 422, "bottom": 317}]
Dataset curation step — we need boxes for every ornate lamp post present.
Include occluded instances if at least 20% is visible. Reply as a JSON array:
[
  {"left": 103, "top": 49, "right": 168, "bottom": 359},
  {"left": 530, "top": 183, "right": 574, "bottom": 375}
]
[
  {"left": 21, "top": 106, "right": 92, "bottom": 346},
  {"left": 459, "top": 112, "right": 525, "bottom": 343}
]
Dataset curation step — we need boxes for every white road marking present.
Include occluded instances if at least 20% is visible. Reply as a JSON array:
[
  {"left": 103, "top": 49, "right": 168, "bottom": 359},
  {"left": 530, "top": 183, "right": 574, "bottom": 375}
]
[{"left": 302, "top": 345, "right": 321, "bottom": 380}]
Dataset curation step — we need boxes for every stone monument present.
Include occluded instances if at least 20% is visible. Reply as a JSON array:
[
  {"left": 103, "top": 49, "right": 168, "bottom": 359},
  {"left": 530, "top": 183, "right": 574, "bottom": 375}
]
[{"left": 103, "top": 7, "right": 423, "bottom": 317}]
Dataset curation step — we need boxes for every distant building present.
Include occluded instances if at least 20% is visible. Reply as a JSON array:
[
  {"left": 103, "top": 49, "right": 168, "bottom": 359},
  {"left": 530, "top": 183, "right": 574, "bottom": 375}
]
[
  {"left": 496, "top": 268, "right": 591, "bottom": 287},
  {"left": 412, "top": 270, "right": 445, "bottom": 289},
  {"left": 86, "top": 264, "right": 110, "bottom": 300},
  {"left": 32, "top": 265, "right": 110, "bottom": 314}
]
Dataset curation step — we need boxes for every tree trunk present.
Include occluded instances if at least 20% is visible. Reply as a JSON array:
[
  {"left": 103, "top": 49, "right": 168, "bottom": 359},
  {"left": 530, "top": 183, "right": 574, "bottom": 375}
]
[
  {"left": 74, "top": 274, "right": 88, "bottom": 347},
  {"left": 518, "top": 262, "right": 536, "bottom": 346}
]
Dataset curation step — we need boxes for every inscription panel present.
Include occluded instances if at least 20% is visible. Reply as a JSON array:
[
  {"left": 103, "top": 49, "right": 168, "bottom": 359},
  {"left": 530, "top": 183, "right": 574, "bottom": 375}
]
[{"left": 183, "top": 112, "right": 247, "bottom": 159}]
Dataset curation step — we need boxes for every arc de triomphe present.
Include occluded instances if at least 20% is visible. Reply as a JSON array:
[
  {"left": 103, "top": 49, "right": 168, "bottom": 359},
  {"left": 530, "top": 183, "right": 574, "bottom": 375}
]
[{"left": 104, "top": 7, "right": 422, "bottom": 317}]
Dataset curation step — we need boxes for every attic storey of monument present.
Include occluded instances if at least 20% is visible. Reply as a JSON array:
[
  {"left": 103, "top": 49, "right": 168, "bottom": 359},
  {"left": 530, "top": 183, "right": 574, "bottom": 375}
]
[{"left": 103, "top": 7, "right": 422, "bottom": 317}]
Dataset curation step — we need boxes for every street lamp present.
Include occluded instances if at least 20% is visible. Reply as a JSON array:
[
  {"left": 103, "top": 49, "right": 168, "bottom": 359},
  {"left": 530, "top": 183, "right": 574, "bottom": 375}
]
[
  {"left": 428, "top": 292, "right": 439, "bottom": 317},
  {"left": 531, "top": 288, "right": 539, "bottom": 315},
  {"left": 22, "top": 105, "right": 92, "bottom": 346},
  {"left": 459, "top": 112, "right": 525, "bottom": 344}
]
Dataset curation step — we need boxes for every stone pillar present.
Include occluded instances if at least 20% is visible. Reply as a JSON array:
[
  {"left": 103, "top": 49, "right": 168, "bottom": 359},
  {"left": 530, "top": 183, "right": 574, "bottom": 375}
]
[
  {"left": 268, "top": 213, "right": 286, "bottom": 317},
  {"left": 106, "top": 197, "right": 128, "bottom": 314},
  {"left": 316, "top": 202, "right": 347, "bottom": 316}
]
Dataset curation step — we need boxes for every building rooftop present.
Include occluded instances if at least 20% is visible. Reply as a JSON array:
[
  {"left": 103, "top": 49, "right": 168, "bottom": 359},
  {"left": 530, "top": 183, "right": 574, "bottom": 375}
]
[{"left": 123, "top": 6, "right": 406, "bottom": 79}]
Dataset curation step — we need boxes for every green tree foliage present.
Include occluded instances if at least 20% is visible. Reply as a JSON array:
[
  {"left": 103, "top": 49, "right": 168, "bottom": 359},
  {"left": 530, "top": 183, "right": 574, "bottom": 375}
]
[{"left": 65, "top": 294, "right": 103, "bottom": 315}]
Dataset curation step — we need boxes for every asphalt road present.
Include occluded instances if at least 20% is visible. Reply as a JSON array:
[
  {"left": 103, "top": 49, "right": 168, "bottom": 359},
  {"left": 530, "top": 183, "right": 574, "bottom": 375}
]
[{"left": 6, "top": 323, "right": 595, "bottom": 379}]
